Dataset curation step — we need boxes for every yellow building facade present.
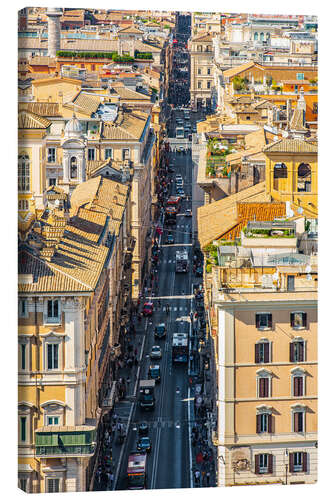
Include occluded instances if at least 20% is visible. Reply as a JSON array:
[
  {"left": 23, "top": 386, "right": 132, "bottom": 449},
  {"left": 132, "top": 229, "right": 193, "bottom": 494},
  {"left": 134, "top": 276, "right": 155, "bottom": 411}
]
[{"left": 264, "top": 138, "right": 318, "bottom": 218}]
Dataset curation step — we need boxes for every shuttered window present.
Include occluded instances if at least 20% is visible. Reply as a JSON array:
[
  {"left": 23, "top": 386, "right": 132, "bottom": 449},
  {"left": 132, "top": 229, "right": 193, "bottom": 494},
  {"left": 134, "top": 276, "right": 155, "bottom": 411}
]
[
  {"left": 293, "top": 376, "right": 304, "bottom": 397},
  {"left": 291, "top": 312, "right": 307, "bottom": 329},
  {"left": 255, "top": 454, "right": 273, "bottom": 474},
  {"left": 290, "top": 341, "right": 305, "bottom": 362},
  {"left": 256, "top": 313, "right": 272, "bottom": 329},
  {"left": 255, "top": 342, "right": 270, "bottom": 363},
  {"left": 259, "top": 377, "right": 269, "bottom": 397},
  {"left": 293, "top": 411, "right": 304, "bottom": 432},
  {"left": 290, "top": 452, "right": 307, "bottom": 473},
  {"left": 256, "top": 413, "right": 272, "bottom": 433}
]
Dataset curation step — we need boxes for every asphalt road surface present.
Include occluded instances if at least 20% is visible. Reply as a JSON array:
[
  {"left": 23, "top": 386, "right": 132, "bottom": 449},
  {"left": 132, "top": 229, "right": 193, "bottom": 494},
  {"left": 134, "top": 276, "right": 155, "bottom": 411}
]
[{"left": 115, "top": 148, "right": 199, "bottom": 491}]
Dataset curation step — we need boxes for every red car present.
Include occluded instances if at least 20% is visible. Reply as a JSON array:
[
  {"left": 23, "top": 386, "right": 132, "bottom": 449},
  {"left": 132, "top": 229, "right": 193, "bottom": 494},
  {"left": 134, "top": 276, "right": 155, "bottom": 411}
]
[{"left": 143, "top": 302, "right": 154, "bottom": 317}]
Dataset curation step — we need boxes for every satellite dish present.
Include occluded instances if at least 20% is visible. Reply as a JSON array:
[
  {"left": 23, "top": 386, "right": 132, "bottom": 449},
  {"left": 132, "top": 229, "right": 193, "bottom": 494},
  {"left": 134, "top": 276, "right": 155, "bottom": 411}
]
[
  {"left": 54, "top": 199, "right": 60, "bottom": 207},
  {"left": 305, "top": 264, "right": 312, "bottom": 274},
  {"left": 298, "top": 207, "right": 303, "bottom": 214},
  {"left": 306, "top": 274, "right": 312, "bottom": 281}
]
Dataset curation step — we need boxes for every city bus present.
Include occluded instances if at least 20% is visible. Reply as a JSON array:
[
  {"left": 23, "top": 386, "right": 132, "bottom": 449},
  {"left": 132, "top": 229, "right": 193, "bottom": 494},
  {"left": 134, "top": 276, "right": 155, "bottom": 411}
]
[
  {"left": 176, "top": 127, "right": 185, "bottom": 138},
  {"left": 127, "top": 452, "right": 147, "bottom": 489},
  {"left": 172, "top": 333, "right": 189, "bottom": 363}
]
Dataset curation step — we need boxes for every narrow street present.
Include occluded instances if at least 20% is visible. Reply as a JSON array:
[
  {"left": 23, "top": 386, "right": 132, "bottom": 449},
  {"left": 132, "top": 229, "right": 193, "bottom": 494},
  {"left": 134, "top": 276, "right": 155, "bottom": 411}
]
[{"left": 93, "top": 13, "right": 216, "bottom": 492}]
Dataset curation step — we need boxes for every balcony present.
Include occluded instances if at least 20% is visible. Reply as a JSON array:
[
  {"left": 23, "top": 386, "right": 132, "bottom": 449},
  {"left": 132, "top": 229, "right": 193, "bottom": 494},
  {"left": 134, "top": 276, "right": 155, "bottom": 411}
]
[{"left": 35, "top": 426, "right": 96, "bottom": 457}]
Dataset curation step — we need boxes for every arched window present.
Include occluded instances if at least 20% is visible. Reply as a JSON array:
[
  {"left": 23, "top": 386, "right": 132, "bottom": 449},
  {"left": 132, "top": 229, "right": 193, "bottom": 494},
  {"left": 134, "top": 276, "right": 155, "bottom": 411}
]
[
  {"left": 70, "top": 157, "right": 77, "bottom": 179},
  {"left": 18, "top": 155, "right": 30, "bottom": 192},
  {"left": 260, "top": 32, "right": 265, "bottom": 41},
  {"left": 274, "top": 163, "right": 288, "bottom": 179},
  {"left": 297, "top": 163, "right": 311, "bottom": 192},
  {"left": 254, "top": 32, "right": 258, "bottom": 41}
]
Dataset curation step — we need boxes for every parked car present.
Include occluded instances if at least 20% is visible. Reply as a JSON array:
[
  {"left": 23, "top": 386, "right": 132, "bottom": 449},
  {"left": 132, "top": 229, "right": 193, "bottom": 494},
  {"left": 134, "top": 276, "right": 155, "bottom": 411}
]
[
  {"left": 137, "top": 436, "right": 152, "bottom": 453},
  {"left": 155, "top": 323, "right": 166, "bottom": 339},
  {"left": 150, "top": 345, "right": 162, "bottom": 359},
  {"left": 148, "top": 364, "right": 161, "bottom": 383},
  {"left": 143, "top": 302, "right": 154, "bottom": 316},
  {"left": 185, "top": 209, "right": 192, "bottom": 217}
]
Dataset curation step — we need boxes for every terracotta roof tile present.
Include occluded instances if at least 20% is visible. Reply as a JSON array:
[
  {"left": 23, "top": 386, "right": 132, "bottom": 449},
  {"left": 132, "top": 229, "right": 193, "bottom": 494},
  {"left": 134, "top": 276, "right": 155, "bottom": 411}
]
[{"left": 263, "top": 138, "right": 317, "bottom": 153}]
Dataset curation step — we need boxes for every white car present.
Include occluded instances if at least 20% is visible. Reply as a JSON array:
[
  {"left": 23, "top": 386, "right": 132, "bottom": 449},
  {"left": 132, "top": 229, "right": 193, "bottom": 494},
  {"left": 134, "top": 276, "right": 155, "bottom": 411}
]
[
  {"left": 150, "top": 345, "right": 162, "bottom": 359},
  {"left": 185, "top": 209, "right": 192, "bottom": 217}
]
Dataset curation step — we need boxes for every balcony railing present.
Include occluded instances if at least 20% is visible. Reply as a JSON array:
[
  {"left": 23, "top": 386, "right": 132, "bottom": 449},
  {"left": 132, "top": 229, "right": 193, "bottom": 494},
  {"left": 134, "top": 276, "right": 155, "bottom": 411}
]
[{"left": 36, "top": 444, "right": 96, "bottom": 456}]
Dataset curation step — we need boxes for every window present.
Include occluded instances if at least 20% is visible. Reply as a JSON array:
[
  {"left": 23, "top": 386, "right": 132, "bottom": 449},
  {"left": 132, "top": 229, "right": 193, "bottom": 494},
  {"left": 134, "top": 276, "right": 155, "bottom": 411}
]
[
  {"left": 258, "top": 377, "right": 270, "bottom": 397},
  {"left": 256, "top": 412, "right": 272, "bottom": 433},
  {"left": 19, "top": 343, "right": 28, "bottom": 371},
  {"left": 46, "top": 299, "right": 60, "bottom": 323},
  {"left": 289, "top": 452, "right": 307, "bottom": 473},
  {"left": 122, "top": 148, "right": 130, "bottom": 160},
  {"left": 198, "top": 68, "right": 202, "bottom": 75},
  {"left": 49, "top": 178, "right": 56, "bottom": 187},
  {"left": 297, "top": 163, "right": 311, "bottom": 192},
  {"left": 19, "top": 478, "right": 28, "bottom": 492},
  {"left": 290, "top": 340, "right": 305, "bottom": 362},
  {"left": 255, "top": 454, "right": 273, "bottom": 474},
  {"left": 296, "top": 73, "right": 304, "bottom": 80},
  {"left": 18, "top": 155, "right": 30, "bottom": 192},
  {"left": 293, "top": 376, "right": 304, "bottom": 397},
  {"left": 197, "top": 45, "right": 202, "bottom": 52},
  {"left": 88, "top": 148, "right": 95, "bottom": 161},
  {"left": 18, "top": 299, "right": 28, "bottom": 318},
  {"left": 255, "top": 341, "right": 270, "bottom": 363},
  {"left": 293, "top": 410, "right": 305, "bottom": 432},
  {"left": 260, "top": 32, "right": 265, "bottom": 41},
  {"left": 47, "top": 343, "right": 59, "bottom": 370},
  {"left": 47, "top": 148, "right": 56, "bottom": 163},
  {"left": 256, "top": 313, "right": 272, "bottom": 330},
  {"left": 47, "top": 478, "right": 60, "bottom": 493},
  {"left": 254, "top": 32, "right": 258, "bottom": 41},
  {"left": 207, "top": 68, "right": 211, "bottom": 75},
  {"left": 290, "top": 312, "right": 307, "bottom": 329},
  {"left": 18, "top": 199, "right": 29, "bottom": 211},
  {"left": 312, "top": 102, "right": 318, "bottom": 114},
  {"left": 207, "top": 81, "right": 211, "bottom": 89},
  {"left": 287, "top": 275, "right": 295, "bottom": 291},
  {"left": 20, "top": 416, "right": 26, "bottom": 442},
  {"left": 47, "top": 416, "right": 59, "bottom": 426},
  {"left": 198, "top": 81, "right": 202, "bottom": 89},
  {"left": 70, "top": 157, "right": 78, "bottom": 179},
  {"left": 105, "top": 148, "right": 113, "bottom": 160},
  {"left": 273, "top": 162, "right": 288, "bottom": 179}
]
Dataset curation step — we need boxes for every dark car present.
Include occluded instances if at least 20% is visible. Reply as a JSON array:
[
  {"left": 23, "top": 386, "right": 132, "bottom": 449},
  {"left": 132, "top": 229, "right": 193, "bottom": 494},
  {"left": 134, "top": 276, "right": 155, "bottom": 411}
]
[
  {"left": 137, "top": 436, "right": 152, "bottom": 453},
  {"left": 138, "top": 422, "right": 149, "bottom": 436},
  {"left": 166, "top": 233, "right": 174, "bottom": 244},
  {"left": 195, "top": 266, "right": 203, "bottom": 277},
  {"left": 155, "top": 323, "right": 166, "bottom": 339},
  {"left": 148, "top": 364, "right": 161, "bottom": 383}
]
